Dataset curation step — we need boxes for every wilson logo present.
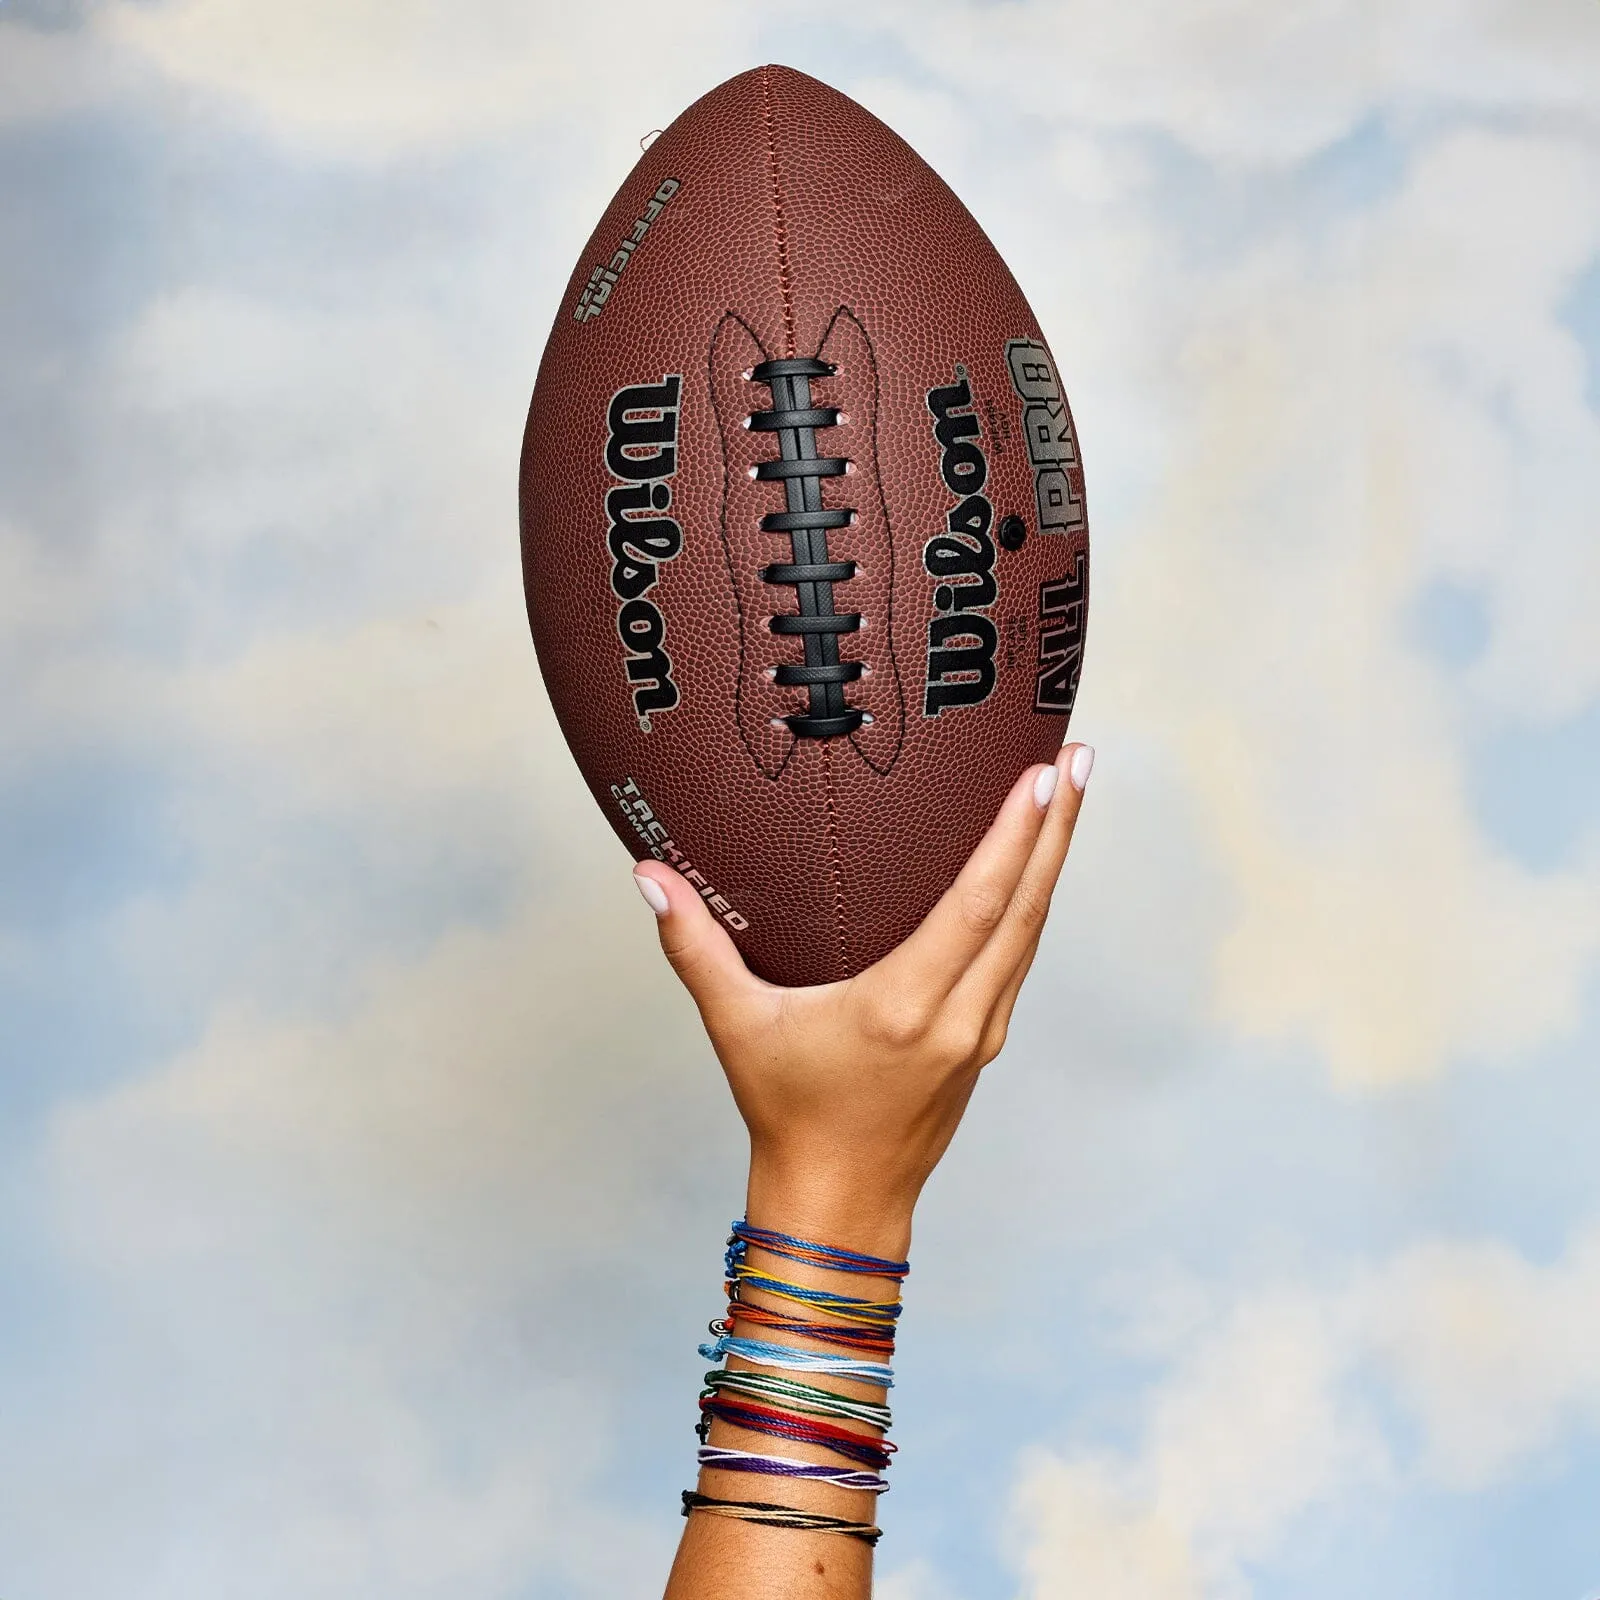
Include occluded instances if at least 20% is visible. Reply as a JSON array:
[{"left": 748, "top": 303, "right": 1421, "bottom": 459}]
[
  {"left": 1034, "top": 548, "right": 1086, "bottom": 715},
  {"left": 604, "top": 376, "right": 683, "bottom": 730},
  {"left": 921, "top": 369, "right": 999, "bottom": 716}
]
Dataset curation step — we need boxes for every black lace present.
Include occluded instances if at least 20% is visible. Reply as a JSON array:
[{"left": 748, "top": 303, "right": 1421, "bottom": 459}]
[{"left": 749, "top": 357, "right": 864, "bottom": 739}]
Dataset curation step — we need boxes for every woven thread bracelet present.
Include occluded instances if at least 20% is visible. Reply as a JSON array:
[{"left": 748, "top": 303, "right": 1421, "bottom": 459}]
[
  {"left": 702, "top": 1367, "right": 893, "bottom": 1431},
  {"left": 711, "top": 1304, "right": 898, "bottom": 1354},
  {"left": 681, "top": 1489, "right": 882, "bottom": 1546},
  {"left": 696, "top": 1445, "right": 889, "bottom": 1494},
  {"left": 690, "top": 1222, "right": 908, "bottom": 1544},
  {"left": 727, "top": 1266, "right": 904, "bottom": 1327},
  {"left": 727, "top": 1221, "right": 911, "bottom": 1281},
  {"left": 696, "top": 1396, "right": 896, "bottom": 1470},
  {"left": 698, "top": 1335, "right": 895, "bottom": 1386}
]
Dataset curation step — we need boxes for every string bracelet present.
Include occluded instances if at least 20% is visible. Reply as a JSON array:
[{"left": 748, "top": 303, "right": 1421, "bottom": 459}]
[
  {"left": 681, "top": 1489, "right": 882, "bottom": 1546},
  {"left": 702, "top": 1367, "right": 893, "bottom": 1432},
  {"left": 727, "top": 1221, "right": 910, "bottom": 1281},
  {"left": 698, "top": 1335, "right": 895, "bottom": 1386},
  {"left": 696, "top": 1445, "right": 889, "bottom": 1494},
  {"left": 727, "top": 1266, "right": 903, "bottom": 1328},
  {"left": 696, "top": 1396, "right": 896, "bottom": 1470},
  {"left": 711, "top": 1303, "right": 897, "bottom": 1354}
]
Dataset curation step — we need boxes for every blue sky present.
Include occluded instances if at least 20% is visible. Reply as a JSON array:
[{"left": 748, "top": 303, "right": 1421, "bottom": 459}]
[{"left": 2, "top": 3, "right": 1599, "bottom": 1596}]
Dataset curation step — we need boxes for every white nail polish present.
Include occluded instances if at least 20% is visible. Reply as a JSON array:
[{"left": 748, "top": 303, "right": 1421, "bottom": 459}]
[
  {"left": 1033, "top": 764, "right": 1059, "bottom": 810},
  {"left": 634, "top": 872, "right": 670, "bottom": 916},
  {"left": 1069, "top": 744, "right": 1096, "bottom": 792}
]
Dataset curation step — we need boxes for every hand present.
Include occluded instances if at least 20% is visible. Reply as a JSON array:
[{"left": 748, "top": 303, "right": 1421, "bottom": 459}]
[{"left": 633, "top": 742, "right": 1094, "bottom": 1250}]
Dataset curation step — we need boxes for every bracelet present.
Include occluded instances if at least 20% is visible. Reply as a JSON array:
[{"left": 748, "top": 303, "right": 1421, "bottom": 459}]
[
  {"left": 699, "top": 1335, "right": 894, "bottom": 1386},
  {"left": 681, "top": 1489, "right": 882, "bottom": 1546},
  {"left": 697, "top": 1444, "right": 889, "bottom": 1494},
  {"left": 727, "top": 1221, "right": 910, "bottom": 1281},
  {"left": 702, "top": 1368, "right": 893, "bottom": 1432},
  {"left": 696, "top": 1396, "right": 896, "bottom": 1470},
  {"left": 689, "top": 1222, "right": 908, "bottom": 1545},
  {"left": 727, "top": 1266, "right": 903, "bottom": 1327},
  {"left": 711, "top": 1304, "right": 897, "bottom": 1354}
]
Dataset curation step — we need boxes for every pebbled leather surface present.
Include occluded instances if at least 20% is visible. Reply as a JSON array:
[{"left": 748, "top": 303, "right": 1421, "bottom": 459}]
[{"left": 521, "top": 64, "right": 1089, "bottom": 986}]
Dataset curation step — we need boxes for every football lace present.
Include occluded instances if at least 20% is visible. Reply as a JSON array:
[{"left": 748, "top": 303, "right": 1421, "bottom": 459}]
[{"left": 748, "top": 357, "right": 866, "bottom": 740}]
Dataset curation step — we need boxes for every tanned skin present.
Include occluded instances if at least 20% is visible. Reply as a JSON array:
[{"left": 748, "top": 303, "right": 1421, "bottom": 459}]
[{"left": 641, "top": 740, "right": 1094, "bottom": 1599}]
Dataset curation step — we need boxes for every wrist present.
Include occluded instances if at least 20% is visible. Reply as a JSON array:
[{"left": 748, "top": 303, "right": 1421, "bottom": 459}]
[{"left": 744, "top": 1154, "right": 918, "bottom": 1261}]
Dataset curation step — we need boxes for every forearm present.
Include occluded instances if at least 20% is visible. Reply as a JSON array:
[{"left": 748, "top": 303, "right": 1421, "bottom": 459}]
[
  {"left": 646, "top": 745, "right": 1092, "bottom": 1598},
  {"left": 663, "top": 1164, "right": 916, "bottom": 1599}
]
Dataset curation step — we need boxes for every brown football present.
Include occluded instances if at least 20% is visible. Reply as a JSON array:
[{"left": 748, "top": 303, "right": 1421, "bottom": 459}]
[{"left": 520, "top": 64, "right": 1088, "bottom": 986}]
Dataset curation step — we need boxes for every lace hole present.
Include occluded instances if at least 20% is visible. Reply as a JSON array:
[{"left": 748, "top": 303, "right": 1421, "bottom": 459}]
[{"left": 860, "top": 713, "right": 875, "bottom": 726}]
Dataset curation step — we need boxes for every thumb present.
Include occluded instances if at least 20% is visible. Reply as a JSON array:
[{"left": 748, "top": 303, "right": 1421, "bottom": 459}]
[{"left": 633, "top": 862, "right": 758, "bottom": 1014}]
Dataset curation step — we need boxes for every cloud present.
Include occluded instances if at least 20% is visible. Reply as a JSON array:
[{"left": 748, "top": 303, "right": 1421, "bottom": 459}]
[
  {"left": 5, "top": 6, "right": 1600, "bottom": 1592},
  {"left": 1013, "top": 1291, "right": 1386, "bottom": 1600},
  {"left": 1366, "top": 1231, "right": 1600, "bottom": 1490},
  {"left": 16, "top": 878, "right": 732, "bottom": 1597},
  {"left": 886, "top": 0, "right": 1600, "bottom": 163},
  {"left": 1010, "top": 1226, "right": 1600, "bottom": 1599},
  {"left": 877, "top": 1560, "right": 971, "bottom": 1600},
  {"left": 1096, "top": 122, "right": 1600, "bottom": 1086},
  {"left": 85, "top": 0, "right": 1600, "bottom": 168},
  {"left": 95, "top": 0, "right": 755, "bottom": 161},
  {"left": 0, "top": 13, "right": 143, "bottom": 125}
]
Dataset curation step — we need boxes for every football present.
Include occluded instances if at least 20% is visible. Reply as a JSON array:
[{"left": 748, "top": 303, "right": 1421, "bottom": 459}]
[{"left": 520, "top": 64, "right": 1089, "bottom": 987}]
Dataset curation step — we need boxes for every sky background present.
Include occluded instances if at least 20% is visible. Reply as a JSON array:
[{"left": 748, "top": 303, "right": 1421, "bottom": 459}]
[{"left": 2, "top": 2, "right": 1599, "bottom": 1596}]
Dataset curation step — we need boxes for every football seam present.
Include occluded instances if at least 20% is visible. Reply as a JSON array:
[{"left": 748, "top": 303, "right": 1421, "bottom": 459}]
[
  {"left": 762, "top": 65, "right": 849, "bottom": 977},
  {"left": 759, "top": 65, "right": 799, "bottom": 361}
]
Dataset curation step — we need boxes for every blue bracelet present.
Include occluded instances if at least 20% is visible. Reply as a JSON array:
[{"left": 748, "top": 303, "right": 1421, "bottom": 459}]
[
  {"left": 727, "top": 1266, "right": 904, "bottom": 1324},
  {"left": 699, "top": 1334, "right": 895, "bottom": 1386},
  {"left": 726, "top": 1220, "right": 911, "bottom": 1281}
]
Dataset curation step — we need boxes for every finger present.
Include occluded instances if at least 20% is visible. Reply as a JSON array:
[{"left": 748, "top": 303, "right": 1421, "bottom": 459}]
[
  {"left": 955, "top": 741, "right": 1093, "bottom": 1016},
  {"left": 872, "top": 758, "right": 1062, "bottom": 1002},
  {"left": 977, "top": 926, "right": 1043, "bottom": 1065},
  {"left": 633, "top": 863, "right": 762, "bottom": 1013}
]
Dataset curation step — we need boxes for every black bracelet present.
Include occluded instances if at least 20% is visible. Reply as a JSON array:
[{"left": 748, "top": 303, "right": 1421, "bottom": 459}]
[{"left": 680, "top": 1489, "right": 882, "bottom": 1546}]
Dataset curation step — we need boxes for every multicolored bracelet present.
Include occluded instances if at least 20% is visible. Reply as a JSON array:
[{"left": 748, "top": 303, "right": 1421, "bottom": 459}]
[
  {"left": 727, "top": 1221, "right": 910, "bottom": 1281},
  {"left": 696, "top": 1445, "right": 889, "bottom": 1494},
  {"left": 681, "top": 1489, "right": 882, "bottom": 1546},
  {"left": 698, "top": 1334, "right": 895, "bottom": 1386},
  {"left": 711, "top": 1302, "right": 897, "bottom": 1354},
  {"left": 726, "top": 1265, "right": 904, "bottom": 1328},
  {"left": 696, "top": 1396, "right": 896, "bottom": 1469},
  {"left": 702, "top": 1367, "right": 893, "bottom": 1432},
  {"left": 688, "top": 1219, "right": 909, "bottom": 1545}
]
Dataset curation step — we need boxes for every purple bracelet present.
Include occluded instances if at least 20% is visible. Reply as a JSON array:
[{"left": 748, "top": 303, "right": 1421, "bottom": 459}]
[{"left": 697, "top": 1444, "right": 889, "bottom": 1493}]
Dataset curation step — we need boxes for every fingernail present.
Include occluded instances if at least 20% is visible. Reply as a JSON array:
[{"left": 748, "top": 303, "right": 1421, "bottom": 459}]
[
  {"left": 1068, "top": 744, "right": 1096, "bottom": 792},
  {"left": 634, "top": 871, "right": 670, "bottom": 916},
  {"left": 1032, "top": 764, "right": 1059, "bottom": 810}
]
